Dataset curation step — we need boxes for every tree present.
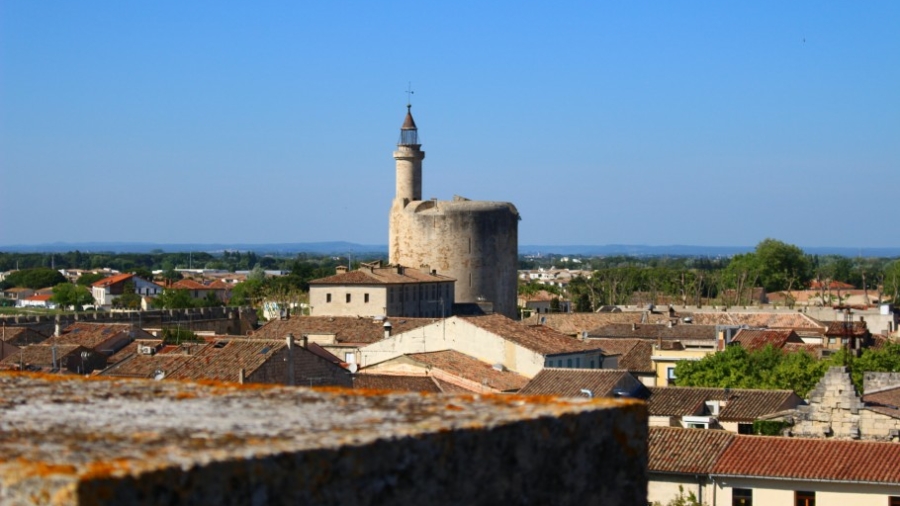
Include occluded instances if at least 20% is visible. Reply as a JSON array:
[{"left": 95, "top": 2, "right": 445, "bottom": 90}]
[
  {"left": 1, "top": 268, "right": 66, "bottom": 290},
  {"left": 75, "top": 272, "right": 106, "bottom": 286},
  {"left": 651, "top": 485, "right": 707, "bottom": 506},
  {"left": 753, "top": 238, "right": 812, "bottom": 292},
  {"left": 153, "top": 289, "right": 195, "bottom": 309},
  {"left": 114, "top": 281, "right": 142, "bottom": 309},
  {"left": 50, "top": 283, "right": 94, "bottom": 311}
]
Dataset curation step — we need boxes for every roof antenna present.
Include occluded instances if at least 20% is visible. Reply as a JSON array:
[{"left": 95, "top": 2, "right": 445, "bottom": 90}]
[{"left": 406, "top": 82, "right": 414, "bottom": 110}]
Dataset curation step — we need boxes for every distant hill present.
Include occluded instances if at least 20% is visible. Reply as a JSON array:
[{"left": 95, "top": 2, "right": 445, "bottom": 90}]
[{"left": 1, "top": 242, "right": 899, "bottom": 258}]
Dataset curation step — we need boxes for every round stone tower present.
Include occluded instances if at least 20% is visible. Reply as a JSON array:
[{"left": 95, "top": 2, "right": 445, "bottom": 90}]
[{"left": 389, "top": 106, "right": 520, "bottom": 319}]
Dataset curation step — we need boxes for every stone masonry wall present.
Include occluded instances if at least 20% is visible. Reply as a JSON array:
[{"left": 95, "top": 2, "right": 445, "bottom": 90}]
[
  {"left": 0, "top": 373, "right": 648, "bottom": 506},
  {"left": 791, "top": 366, "right": 900, "bottom": 440}
]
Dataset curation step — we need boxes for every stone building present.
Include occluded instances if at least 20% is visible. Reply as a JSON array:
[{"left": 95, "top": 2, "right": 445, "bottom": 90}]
[
  {"left": 308, "top": 261, "right": 454, "bottom": 318},
  {"left": 388, "top": 106, "right": 519, "bottom": 319}
]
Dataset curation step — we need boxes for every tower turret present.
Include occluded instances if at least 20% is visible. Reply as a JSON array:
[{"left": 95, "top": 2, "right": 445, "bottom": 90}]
[{"left": 393, "top": 105, "right": 425, "bottom": 202}]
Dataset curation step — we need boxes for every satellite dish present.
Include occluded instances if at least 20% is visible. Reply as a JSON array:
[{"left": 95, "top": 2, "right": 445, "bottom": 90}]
[
  {"left": 153, "top": 369, "right": 166, "bottom": 381},
  {"left": 348, "top": 363, "right": 359, "bottom": 374}
]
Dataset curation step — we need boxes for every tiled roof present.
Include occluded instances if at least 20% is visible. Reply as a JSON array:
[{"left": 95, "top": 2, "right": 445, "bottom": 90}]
[
  {"left": 462, "top": 314, "right": 606, "bottom": 355},
  {"left": 646, "top": 387, "right": 801, "bottom": 421},
  {"left": 91, "top": 273, "right": 133, "bottom": 288},
  {"left": 171, "top": 279, "right": 211, "bottom": 290},
  {"left": 731, "top": 329, "right": 803, "bottom": 351},
  {"left": 406, "top": 350, "right": 529, "bottom": 392},
  {"left": 520, "top": 312, "right": 645, "bottom": 336},
  {"left": 587, "top": 338, "right": 654, "bottom": 373},
  {"left": 0, "top": 327, "right": 48, "bottom": 345},
  {"left": 712, "top": 436, "right": 900, "bottom": 483},
  {"left": 781, "top": 342, "right": 823, "bottom": 355},
  {"left": 686, "top": 312, "right": 825, "bottom": 329},
  {"left": 251, "top": 316, "right": 436, "bottom": 345},
  {"left": 0, "top": 344, "right": 86, "bottom": 368},
  {"left": 24, "top": 294, "right": 53, "bottom": 302},
  {"left": 518, "top": 368, "right": 641, "bottom": 398},
  {"left": 310, "top": 265, "right": 454, "bottom": 285},
  {"left": 46, "top": 323, "right": 152, "bottom": 352},
  {"left": 100, "top": 351, "right": 197, "bottom": 379},
  {"left": 104, "top": 339, "right": 165, "bottom": 365},
  {"left": 863, "top": 387, "right": 900, "bottom": 409},
  {"left": 824, "top": 320, "right": 869, "bottom": 337},
  {"left": 587, "top": 323, "right": 718, "bottom": 341},
  {"left": 165, "top": 339, "right": 288, "bottom": 382},
  {"left": 351, "top": 374, "right": 443, "bottom": 393},
  {"left": 648, "top": 427, "right": 735, "bottom": 475}
]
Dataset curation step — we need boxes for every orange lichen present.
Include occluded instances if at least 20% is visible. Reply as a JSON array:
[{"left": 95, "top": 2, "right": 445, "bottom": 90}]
[
  {"left": 15, "top": 460, "right": 78, "bottom": 478},
  {"left": 80, "top": 458, "right": 135, "bottom": 480}
]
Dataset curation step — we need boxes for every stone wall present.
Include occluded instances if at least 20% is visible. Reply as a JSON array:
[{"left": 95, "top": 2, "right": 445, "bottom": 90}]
[
  {"left": 0, "top": 373, "right": 648, "bottom": 505},
  {"left": 0, "top": 307, "right": 258, "bottom": 337},
  {"left": 864, "top": 371, "right": 900, "bottom": 394},
  {"left": 788, "top": 366, "right": 900, "bottom": 441}
]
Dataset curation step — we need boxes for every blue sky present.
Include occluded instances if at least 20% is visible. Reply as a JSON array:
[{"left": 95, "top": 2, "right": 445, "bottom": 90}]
[{"left": 1, "top": 1, "right": 898, "bottom": 248}]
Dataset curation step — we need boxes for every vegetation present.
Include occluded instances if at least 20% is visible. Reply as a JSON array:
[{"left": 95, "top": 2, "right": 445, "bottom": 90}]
[
  {"left": 675, "top": 343, "right": 900, "bottom": 396},
  {"left": 0, "top": 268, "right": 66, "bottom": 290},
  {"left": 50, "top": 283, "right": 94, "bottom": 311},
  {"left": 651, "top": 485, "right": 707, "bottom": 506}
]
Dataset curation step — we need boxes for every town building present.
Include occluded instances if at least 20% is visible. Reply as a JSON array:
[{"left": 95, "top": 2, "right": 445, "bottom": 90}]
[
  {"left": 91, "top": 273, "right": 163, "bottom": 308},
  {"left": 308, "top": 261, "right": 454, "bottom": 318}
]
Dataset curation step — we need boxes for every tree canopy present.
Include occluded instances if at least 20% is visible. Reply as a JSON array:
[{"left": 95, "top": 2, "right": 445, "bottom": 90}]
[
  {"left": 1, "top": 268, "right": 66, "bottom": 290},
  {"left": 50, "top": 283, "right": 94, "bottom": 311}
]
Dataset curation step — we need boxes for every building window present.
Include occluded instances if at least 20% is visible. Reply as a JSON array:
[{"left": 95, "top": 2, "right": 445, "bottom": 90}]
[
  {"left": 364, "top": 293, "right": 369, "bottom": 303},
  {"left": 326, "top": 293, "right": 332, "bottom": 303},
  {"left": 733, "top": 488, "right": 752, "bottom": 506},
  {"left": 795, "top": 491, "right": 815, "bottom": 506},
  {"left": 667, "top": 367, "right": 677, "bottom": 386},
  {"left": 346, "top": 293, "right": 351, "bottom": 303},
  {"left": 590, "top": 360, "right": 595, "bottom": 369},
  {"left": 890, "top": 497, "right": 900, "bottom": 506},
  {"left": 738, "top": 423, "right": 754, "bottom": 435},
  {"left": 576, "top": 357, "right": 581, "bottom": 368},
  {"left": 566, "top": 358, "right": 573, "bottom": 368}
]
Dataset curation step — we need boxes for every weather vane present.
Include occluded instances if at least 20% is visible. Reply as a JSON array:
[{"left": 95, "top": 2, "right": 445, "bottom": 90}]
[{"left": 406, "top": 82, "right": 414, "bottom": 108}]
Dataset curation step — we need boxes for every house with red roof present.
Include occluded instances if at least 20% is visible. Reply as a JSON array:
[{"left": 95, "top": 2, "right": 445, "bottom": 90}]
[
  {"left": 91, "top": 273, "right": 163, "bottom": 307},
  {"left": 649, "top": 426, "right": 900, "bottom": 506},
  {"left": 15, "top": 294, "right": 57, "bottom": 309}
]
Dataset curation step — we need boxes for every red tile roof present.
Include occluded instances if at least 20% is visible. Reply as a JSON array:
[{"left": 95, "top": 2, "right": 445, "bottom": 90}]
[
  {"left": 649, "top": 427, "right": 735, "bottom": 475},
  {"left": 351, "top": 373, "right": 443, "bottom": 393},
  {"left": 824, "top": 320, "right": 869, "bottom": 337},
  {"left": 588, "top": 323, "right": 718, "bottom": 341},
  {"left": 164, "top": 339, "right": 288, "bottom": 382},
  {"left": 406, "top": 350, "right": 529, "bottom": 392},
  {"left": 463, "top": 314, "right": 606, "bottom": 355},
  {"left": 713, "top": 436, "right": 900, "bottom": 483},
  {"left": 646, "top": 387, "right": 802, "bottom": 421},
  {"left": 45, "top": 323, "right": 153, "bottom": 352},
  {"left": 520, "top": 312, "right": 645, "bottom": 336},
  {"left": 587, "top": 338, "right": 654, "bottom": 372},
  {"left": 24, "top": 294, "right": 53, "bottom": 302},
  {"left": 91, "top": 273, "right": 133, "bottom": 288},
  {"left": 731, "top": 329, "right": 804, "bottom": 351},
  {"left": 171, "top": 279, "right": 211, "bottom": 290},
  {"left": 310, "top": 265, "right": 454, "bottom": 285},
  {"left": 686, "top": 312, "right": 825, "bottom": 330},
  {"left": 251, "top": 316, "right": 436, "bottom": 345},
  {"left": 518, "top": 368, "right": 642, "bottom": 398}
]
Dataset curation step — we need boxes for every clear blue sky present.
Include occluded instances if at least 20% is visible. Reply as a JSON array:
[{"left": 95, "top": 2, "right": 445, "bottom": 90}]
[{"left": 2, "top": 1, "right": 898, "bottom": 248}]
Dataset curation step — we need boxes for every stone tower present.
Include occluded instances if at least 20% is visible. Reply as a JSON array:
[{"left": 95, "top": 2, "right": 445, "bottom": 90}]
[{"left": 389, "top": 106, "right": 520, "bottom": 319}]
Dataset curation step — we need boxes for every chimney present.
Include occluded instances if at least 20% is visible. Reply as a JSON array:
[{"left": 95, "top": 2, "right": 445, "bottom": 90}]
[
  {"left": 286, "top": 333, "right": 295, "bottom": 349},
  {"left": 54, "top": 316, "right": 61, "bottom": 337},
  {"left": 336, "top": 265, "right": 348, "bottom": 274},
  {"left": 383, "top": 321, "right": 393, "bottom": 339},
  {"left": 238, "top": 368, "right": 246, "bottom": 384},
  {"left": 285, "top": 334, "right": 295, "bottom": 386},
  {"left": 631, "top": 323, "right": 636, "bottom": 331},
  {"left": 301, "top": 334, "right": 309, "bottom": 348}
]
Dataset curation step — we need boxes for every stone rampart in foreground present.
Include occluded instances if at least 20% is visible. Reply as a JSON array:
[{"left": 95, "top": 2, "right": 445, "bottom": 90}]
[{"left": 0, "top": 373, "right": 647, "bottom": 505}]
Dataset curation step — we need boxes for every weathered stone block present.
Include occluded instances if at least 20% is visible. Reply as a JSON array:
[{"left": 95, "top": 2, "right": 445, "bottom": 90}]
[{"left": 0, "top": 373, "right": 647, "bottom": 506}]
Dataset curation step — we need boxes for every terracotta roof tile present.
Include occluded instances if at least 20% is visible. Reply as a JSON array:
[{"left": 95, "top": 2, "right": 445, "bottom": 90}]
[
  {"left": 731, "top": 329, "right": 804, "bottom": 351},
  {"left": 0, "top": 327, "right": 48, "bottom": 346},
  {"left": 824, "top": 320, "right": 869, "bottom": 337},
  {"left": 586, "top": 338, "right": 654, "bottom": 373},
  {"left": 686, "top": 312, "right": 825, "bottom": 329},
  {"left": 463, "top": 314, "right": 606, "bottom": 355},
  {"left": 351, "top": 374, "right": 443, "bottom": 393},
  {"left": 649, "top": 427, "right": 735, "bottom": 475},
  {"left": 165, "top": 339, "right": 288, "bottom": 382},
  {"left": 311, "top": 265, "right": 454, "bottom": 285},
  {"left": 518, "top": 368, "right": 643, "bottom": 398},
  {"left": 520, "top": 312, "right": 644, "bottom": 336},
  {"left": 251, "top": 316, "right": 436, "bottom": 345},
  {"left": 406, "top": 350, "right": 529, "bottom": 392},
  {"left": 646, "top": 387, "right": 802, "bottom": 421},
  {"left": 587, "top": 323, "right": 718, "bottom": 341},
  {"left": 713, "top": 436, "right": 900, "bottom": 483},
  {"left": 91, "top": 273, "right": 133, "bottom": 288},
  {"left": 0, "top": 344, "right": 88, "bottom": 369},
  {"left": 100, "top": 350, "right": 197, "bottom": 379}
]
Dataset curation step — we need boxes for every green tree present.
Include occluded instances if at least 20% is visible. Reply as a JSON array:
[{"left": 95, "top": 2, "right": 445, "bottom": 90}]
[
  {"left": 753, "top": 238, "right": 812, "bottom": 292},
  {"left": 114, "top": 281, "right": 142, "bottom": 309},
  {"left": 50, "top": 283, "right": 94, "bottom": 311},
  {"left": 153, "top": 289, "right": 195, "bottom": 309},
  {"left": 1, "top": 268, "right": 66, "bottom": 290},
  {"left": 651, "top": 485, "right": 707, "bottom": 506},
  {"left": 76, "top": 272, "right": 106, "bottom": 286}
]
